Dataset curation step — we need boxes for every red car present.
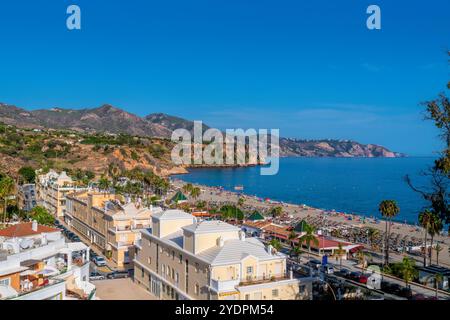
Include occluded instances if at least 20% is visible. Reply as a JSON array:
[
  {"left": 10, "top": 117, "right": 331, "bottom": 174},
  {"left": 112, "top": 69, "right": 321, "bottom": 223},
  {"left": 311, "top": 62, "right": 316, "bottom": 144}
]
[{"left": 358, "top": 274, "right": 369, "bottom": 284}]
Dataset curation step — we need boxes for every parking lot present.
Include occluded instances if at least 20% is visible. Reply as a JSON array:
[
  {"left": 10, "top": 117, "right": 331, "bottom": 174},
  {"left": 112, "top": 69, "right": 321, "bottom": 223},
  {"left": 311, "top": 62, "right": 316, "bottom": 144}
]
[{"left": 93, "top": 278, "right": 156, "bottom": 300}]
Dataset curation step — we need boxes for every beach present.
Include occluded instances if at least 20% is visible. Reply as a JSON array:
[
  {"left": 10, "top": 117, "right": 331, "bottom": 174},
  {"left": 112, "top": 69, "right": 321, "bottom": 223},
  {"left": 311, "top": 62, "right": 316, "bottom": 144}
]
[{"left": 172, "top": 179, "right": 450, "bottom": 268}]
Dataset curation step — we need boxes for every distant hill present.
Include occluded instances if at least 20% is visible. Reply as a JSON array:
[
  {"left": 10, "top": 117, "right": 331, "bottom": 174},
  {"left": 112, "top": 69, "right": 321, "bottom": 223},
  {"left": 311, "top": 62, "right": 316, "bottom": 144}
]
[{"left": 0, "top": 102, "right": 403, "bottom": 158}]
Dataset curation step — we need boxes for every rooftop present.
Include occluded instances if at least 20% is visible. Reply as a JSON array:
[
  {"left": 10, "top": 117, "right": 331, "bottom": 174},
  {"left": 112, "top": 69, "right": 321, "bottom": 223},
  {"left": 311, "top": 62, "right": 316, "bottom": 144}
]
[
  {"left": 152, "top": 209, "right": 194, "bottom": 221},
  {"left": 0, "top": 223, "right": 60, "bottom": 238},
  {"left": 182, "top": 220, "right": 239, "bottom": 234}
]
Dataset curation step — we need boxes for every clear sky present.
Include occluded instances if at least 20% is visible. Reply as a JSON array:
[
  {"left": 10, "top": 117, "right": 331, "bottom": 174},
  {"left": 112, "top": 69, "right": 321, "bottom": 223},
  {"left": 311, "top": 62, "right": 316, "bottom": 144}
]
[{"left": 0, "top": 0, "right": 449, "bottom": 155}]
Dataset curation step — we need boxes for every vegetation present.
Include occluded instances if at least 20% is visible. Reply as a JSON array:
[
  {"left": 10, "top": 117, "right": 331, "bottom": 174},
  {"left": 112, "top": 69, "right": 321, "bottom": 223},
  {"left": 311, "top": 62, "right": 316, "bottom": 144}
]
[
  {"left": 219, "top": 205, "right": 244, "bottom": 220},
  {"left": 30, "top": 206, "right": 54, "bottom": 226},
  {"left": 299, "top": 223, "right": 319, "bottom": 258},
  {"left": 18, "top": 166, "right": 36, "bottom": 183},
  {"left": 399, "top": 257, "right": 418, "bottom": 288},
  {"left": 378, "top": 200, "right": 400, "bottom": 266},
  {"left": 0, "top": 174, "right": 15, "bottom": 224}
]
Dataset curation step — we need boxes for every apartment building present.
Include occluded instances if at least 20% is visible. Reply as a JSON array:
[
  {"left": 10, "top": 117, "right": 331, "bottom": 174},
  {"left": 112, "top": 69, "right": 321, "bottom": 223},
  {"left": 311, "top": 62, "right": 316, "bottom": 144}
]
[
  {"left": 134, "top": 209, "right": 313, "bottom": 300},
  {"left": 17, "top": 184, "right": 37, "bottom": 212},
  {"left": 35, "top": 170, "right": 86, "bottom": 218},
  {"left": 65, "top": 191, "right": 158, "bottom": 267},
  {"left": 0, "top": 221, "right": 95, "bottom": 300}
]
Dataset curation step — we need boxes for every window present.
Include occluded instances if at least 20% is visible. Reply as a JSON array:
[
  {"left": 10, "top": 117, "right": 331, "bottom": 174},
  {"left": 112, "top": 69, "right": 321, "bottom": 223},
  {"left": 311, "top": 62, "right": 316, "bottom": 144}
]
[
  {"left": 195, "top": 284, "right": 200, "bottom": 295},
  {"left": 162, "top": 264, "right": 165, "bottom": 275},
  {"left": 148, "top": 240, "right": 152, "bottom": 247},
  {"left": 272, "top": 289, "right": 279, "bottom": 297},
  {"left": 179, "top": 254, "right": 182, "bottom": 264},
  {"left": 141, "top": 267, "right": 145, "bottom": 278},
  {"left": 247, "top": 266, "right": 253, "bottom": 274},
  {"left": 147, "top": 257, "right": 151, "bottom": 265},
  {"left": 175, "top": 272, "right": 179, "bottom": 283},
  {"left": 185, "top": 259, "right": 189, "bottom": 273},
  {"left": 172, "top": 251, "right": 175, "bottom": 260},
  {"left": 171, "top": 268, "right": 175, "bottom": 279},
  {"left": 0, "top": 278, "right": 11, "bottom": 286}
]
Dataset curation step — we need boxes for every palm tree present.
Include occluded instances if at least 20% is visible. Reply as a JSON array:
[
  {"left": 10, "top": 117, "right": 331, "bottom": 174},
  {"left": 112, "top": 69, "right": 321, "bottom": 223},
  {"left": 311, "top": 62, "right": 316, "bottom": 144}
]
[
  {"left": 269, "top": 238, "right": 282, "bottom": 251},
  {"left": 290, "top": 245, "right": 302, "bottom": 263},
  {"left": 379, "top": 200, "right": 400, "bottom": 266},
  {"left": 98, "top": 176, "right": 111, "bottom": 192},
  {"left": 428, "top": 214, "right": 443, "bottom": 263},
  {"left": 367, "top": 227, "right": 379, "bottom": 249},
  {"left": 400, "top": 256, "right": 417, "bottom": 288},
  {"left": 433, "top": 243, "right": 443, "bottom": 265},
  {"left": 427, "top": 273, "right": 443, "bottom": 298},
  {"left": 182, "top": 183, "right": 193, "bottom": 194},
  {"left": 356, "top": 250, "right": 370, "bottom": 273},
  {"left": 419, "top": 209, "right": 434, "bottom": 266},
  {"left": 190, "top": 187, "right": 200, "bottom": 200},
  {"left": 0, "top": 176, "right": 15, "bottom": 224},
  {"left": 334, "top": 242, "right": 346, "bottom": 270},
  {"left": 271, "top": 206, "right": 283, "bottom": 218},
  {"left": 237, "top": 197, "right": 245, "bottom": 208},
  {"left": 288, "top": 231, "right": 297, "bottom": 247},
  {"left": 299, "top": 223, "right": 319, "bottom": 259}
]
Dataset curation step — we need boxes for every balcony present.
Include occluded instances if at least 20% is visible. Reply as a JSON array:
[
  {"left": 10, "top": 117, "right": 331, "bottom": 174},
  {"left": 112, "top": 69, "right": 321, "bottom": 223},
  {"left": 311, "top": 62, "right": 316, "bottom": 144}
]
[
  {"left": 238, "top": 273, "right": 291, "bottom": 287},
  {"left": 210, "top": 279, "right": 240, "bottom": 292}
]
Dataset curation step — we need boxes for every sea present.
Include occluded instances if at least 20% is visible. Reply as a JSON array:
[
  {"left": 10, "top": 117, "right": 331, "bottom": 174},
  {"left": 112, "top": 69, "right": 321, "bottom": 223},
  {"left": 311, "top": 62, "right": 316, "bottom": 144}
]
[{"left": 177, "top": 157, "right": 436, "bottom": 224}]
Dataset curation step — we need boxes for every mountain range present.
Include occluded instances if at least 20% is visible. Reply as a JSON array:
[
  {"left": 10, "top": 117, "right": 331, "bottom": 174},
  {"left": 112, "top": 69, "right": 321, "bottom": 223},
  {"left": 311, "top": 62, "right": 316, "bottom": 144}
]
[{"left": 0, "top": 102, "right": 403, "bottom": 158}]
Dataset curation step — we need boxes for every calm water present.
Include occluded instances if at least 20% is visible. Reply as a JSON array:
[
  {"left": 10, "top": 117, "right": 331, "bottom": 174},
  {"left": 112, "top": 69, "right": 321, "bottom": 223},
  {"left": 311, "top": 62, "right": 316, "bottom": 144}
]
[{"left": 177, "top": 157, "right": 435, "bottom": 224}]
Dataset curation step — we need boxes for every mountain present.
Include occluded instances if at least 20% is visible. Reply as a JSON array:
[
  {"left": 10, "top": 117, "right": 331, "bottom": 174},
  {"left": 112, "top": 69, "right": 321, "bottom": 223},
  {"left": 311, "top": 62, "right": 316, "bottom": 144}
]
[{"left": 0, "top": 102, "right": 403, "bottom": 157}]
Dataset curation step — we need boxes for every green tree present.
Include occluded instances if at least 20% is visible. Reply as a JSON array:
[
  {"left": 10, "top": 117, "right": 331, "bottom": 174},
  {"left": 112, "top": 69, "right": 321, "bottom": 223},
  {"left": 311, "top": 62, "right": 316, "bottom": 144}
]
[
  {"left": 334, "top": 242, "right": 345, "bottom": 269},
  {"left": 0, "top": 175, "right": 15, "bottom": 224},
  {"left": 379, "top": 200, "right": 400, "bottom": 266},
  {"left": 299, "top": 223, "right": 319, "bottom": 259},
  {"left": 367, "top": 227, "right": 379, "bottom": 249},
  {"left": 419, "top": 209, "right": 434, "bottom": 266},
  {"left": 18, "top": 166, "right": 36, "bottom": 183},
  {"left": 98, "top": 176, "right": 111, "bottom": 192},
  {"left": 433, "top": 243, "right": 443, "bottom": 265},
  {"left": 269, "top": 238, "right": 282, "bottom": 251},
  {"left": 270, "top": 206, "right": 283, "bottom": 218},
  {"left": 30, "top": 206, "right": 54, "bottom": 226},
  {"left": 190, "top": 187, "right": 201, "bottom": 200},
  {"left": 400, "top": 256, "right": 418, "bottom": 288},
  {"left": 427, "top": 213, "right": 443, "bottom": 263}
]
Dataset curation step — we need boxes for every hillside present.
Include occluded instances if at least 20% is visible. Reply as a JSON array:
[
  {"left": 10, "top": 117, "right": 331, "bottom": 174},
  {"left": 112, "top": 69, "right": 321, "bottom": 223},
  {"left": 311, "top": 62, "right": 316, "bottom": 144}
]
[{"left": 0, "top": 102, "right": 402, "bottom": 158}]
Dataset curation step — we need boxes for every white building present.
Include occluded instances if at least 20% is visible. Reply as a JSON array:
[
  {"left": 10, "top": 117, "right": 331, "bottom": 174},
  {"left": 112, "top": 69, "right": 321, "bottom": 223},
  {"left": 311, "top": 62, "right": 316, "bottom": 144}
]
[{"left": 0, "top": 221, "right": 95, "bottom": 300}]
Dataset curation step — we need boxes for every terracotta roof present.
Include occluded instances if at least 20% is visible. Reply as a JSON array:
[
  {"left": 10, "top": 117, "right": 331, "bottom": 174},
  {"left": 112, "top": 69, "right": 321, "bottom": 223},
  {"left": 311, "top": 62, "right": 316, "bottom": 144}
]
[
  {"left": 261, "top": 224, "right": 292, "bottom": 239},
  {"left": 295, "top": 235, "right": 352, "bottom": 249},
  {"left": 242, "top": 220, "right": 271, "bottom": 229},
  {"left": 0, "top": 223, "right": 60, "bottom": 238}
]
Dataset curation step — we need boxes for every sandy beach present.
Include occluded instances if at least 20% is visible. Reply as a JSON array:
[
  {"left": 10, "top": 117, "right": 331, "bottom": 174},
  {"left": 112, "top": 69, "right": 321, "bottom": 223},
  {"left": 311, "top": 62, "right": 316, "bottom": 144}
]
[{"left": 172, "top": 179, "right": 450, "bottom": 268}]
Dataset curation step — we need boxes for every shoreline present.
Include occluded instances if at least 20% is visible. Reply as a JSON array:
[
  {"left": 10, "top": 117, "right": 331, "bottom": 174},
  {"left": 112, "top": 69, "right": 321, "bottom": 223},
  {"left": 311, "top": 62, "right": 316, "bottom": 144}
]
[{"left": 170, "top": 177, "right": 450, "bottom": 260}]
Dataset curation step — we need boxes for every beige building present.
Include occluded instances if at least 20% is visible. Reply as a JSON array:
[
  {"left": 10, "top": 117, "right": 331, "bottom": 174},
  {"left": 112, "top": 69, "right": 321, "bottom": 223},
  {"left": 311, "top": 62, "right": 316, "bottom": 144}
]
[
  {"left": 65, "top": 191, "right": 158, "bottom": 268},
  {"left": 35, "top": 170, "right": 85, "bottom": 218},
  {"left": 134, "top": 210, "right": 312, "bottom": 300}
]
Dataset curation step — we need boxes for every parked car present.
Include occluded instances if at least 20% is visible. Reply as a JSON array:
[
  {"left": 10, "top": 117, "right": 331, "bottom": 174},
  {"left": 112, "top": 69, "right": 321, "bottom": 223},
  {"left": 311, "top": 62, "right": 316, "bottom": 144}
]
[
  {"left": 398, "top": 287, "right": 413, "bottom": 299},
  {"left": 107, "top": 271, "right": 129, "bottom": 279},
  {"left": 89, "top": 272, "right": 106, "bottom": 281},
  {"left": 320, "top": 264, "right": 334, "bottom": 274},
  {"left": 93, "top": 256, "right": 107, "bottom": 267},
  {"left": 334, "top": 268, "right": 351, "bottom": 278},
  {"left": 348, "top": 271, "right": 362, "bottom": 282},
  {"left": 358, "top": 274, "right": 369, "bottom": 284},
  {"left": 306, "top": 259, "right": 322, "bottom": 270}
]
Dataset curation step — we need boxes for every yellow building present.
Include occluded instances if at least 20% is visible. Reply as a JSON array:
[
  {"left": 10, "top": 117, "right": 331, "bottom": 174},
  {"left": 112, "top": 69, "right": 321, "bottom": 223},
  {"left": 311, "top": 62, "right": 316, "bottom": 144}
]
[
  {"left": 65, "top": 191, "right": 158, "bottom": 268},
  {"left": 134, "top": 210, "right": 312, "bottom": 300},
  {"left": 35, "top": 170, "right": 85, "bottom": 217}
]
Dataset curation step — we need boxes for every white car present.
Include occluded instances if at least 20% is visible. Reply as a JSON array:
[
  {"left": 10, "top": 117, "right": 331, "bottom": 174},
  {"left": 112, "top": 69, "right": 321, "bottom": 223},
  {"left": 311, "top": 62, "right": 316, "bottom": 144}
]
[{"left": 93, "top": 256, "right": 107, "bottom": 267}]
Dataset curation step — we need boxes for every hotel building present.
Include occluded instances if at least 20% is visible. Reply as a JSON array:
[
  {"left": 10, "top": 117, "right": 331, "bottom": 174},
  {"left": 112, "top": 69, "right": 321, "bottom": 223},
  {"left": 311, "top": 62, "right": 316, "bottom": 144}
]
[
  {"left": 35, "top": 170, "right": 86, "bottom": 218},
  {"left": 0, "top": 221, "right": 95, "bottom": 300},
  {"left": 65, "top": 191, "right": 158, "bottom": 267},
  {"left": 134, "top": 210, "right": 313, "bottom": 300}
]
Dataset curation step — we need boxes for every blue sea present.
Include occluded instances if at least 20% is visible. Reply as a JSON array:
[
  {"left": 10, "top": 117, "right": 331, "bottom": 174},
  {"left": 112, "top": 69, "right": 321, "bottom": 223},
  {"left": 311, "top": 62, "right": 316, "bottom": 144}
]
[{"left": 177, "top": 157, "right": 436, "bottom": 224}]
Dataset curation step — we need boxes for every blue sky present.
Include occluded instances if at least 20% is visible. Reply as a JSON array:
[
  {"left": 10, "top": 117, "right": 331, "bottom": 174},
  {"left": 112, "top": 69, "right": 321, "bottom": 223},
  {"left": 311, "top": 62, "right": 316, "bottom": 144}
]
[{"left": 0, "top": 0, "right": 449, "bottom": 155}]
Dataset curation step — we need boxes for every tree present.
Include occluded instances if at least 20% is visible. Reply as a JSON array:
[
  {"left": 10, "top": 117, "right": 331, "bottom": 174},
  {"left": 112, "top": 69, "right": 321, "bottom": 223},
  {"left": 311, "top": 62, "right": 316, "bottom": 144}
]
[
  {"left": 0, "top": 175, "right": 15, "bottom": 224},
  {"left": 182, "top": 183, "right": 193, "bottom": 194},
  {"left": 419, "top": 209, "right": 434, "bottom": 266},
  {"left": 290, "top": 245, "right": 302, "bottom": 263},
  {"left": 237, "top": 197, "right": 245, "bottom": 208},
  {"left": 427, "top": 273, "right": 444, "bottom": 298},
  {"left": 299, "top": 223, "right": 319, "bottom": 259},
  {"left": 406, "top": 54, "right": 450, "bottom": 229},
  {"left": 98, "top": 176, "right": 111, "bottom": 192},
  {"left": 30, "top": 206, "right": 54, "bottom": 226},
  {"left": 288, "top": 231, "right": 297, "bottom": 247},
  {"left": 356, "top": 250, "right": 370, "bottom": 273},
  {"left": 427, "top": 213, "right": 443, "bottom": 263},
  {"left": 334, "top": 242, "right": 346, "bottom": 270},
  {"left": 367, "top": 227, "right": 379, "bottom": 249},
  {"left": 269, "top": 238, "right": 282, "bottom": 251},
  {"left": 190, "top": 187, "right": 201, "bottom": 200},
  {"left": 270, "top": 206, "right": 283, "bottom": 218},
  {"left": 18, "top": 166, "right": 36, "bottom": 183},
  {"left": 379, "top": 200, "right": 400, "bottom": 266},
  {"left": 433, "top": 243, "right": 443, "bottom": 265},
  {"left": 400, "top": 256, "right": 417, "bottom": 288}
]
